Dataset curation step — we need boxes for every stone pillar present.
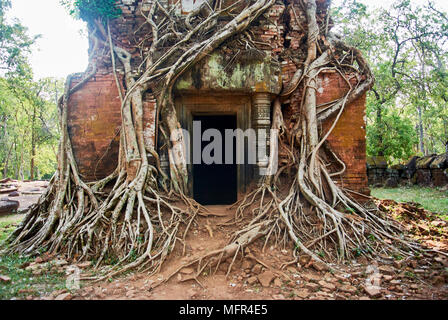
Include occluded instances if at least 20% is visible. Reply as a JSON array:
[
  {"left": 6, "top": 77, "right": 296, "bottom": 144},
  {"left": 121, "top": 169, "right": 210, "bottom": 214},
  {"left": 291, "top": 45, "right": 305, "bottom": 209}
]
[
  {"left": 252, "top": 93, "right": 272, "bottom": 182},
  {"left": 160, "top": 151, "right": 170, "bottom": 178}
]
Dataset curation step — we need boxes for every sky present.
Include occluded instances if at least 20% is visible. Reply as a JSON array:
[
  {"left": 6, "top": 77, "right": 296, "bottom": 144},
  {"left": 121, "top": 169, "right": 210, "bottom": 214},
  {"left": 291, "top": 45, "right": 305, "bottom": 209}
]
[
  {"left": 9, "top": 0, "right": 88, "bottom": 80},
  {"left": 7, "top": 0, "right": 448, "bottom": 80}
]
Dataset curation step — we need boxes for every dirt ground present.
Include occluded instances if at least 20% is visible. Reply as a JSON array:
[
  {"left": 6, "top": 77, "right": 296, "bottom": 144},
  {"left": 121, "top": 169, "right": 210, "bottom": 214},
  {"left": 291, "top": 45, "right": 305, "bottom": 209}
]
[
  {"left": 41, "top": 204, "right": 448, "bottom": 301},
  {"left": 2, "top": 185, "right": 447, "bottom": 300}
]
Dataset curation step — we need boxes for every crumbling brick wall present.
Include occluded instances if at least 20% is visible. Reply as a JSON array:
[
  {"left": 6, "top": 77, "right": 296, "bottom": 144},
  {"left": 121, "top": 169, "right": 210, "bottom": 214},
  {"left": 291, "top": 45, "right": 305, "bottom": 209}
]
[
  {"left": 67, "top": 0, "right": 370, "bottom": 198},
  {"left": 68, "top": 74, "right": 156, "bottom": 181},
  {"left": 366, "top": 154, "right": 448, "bottom": 188}
]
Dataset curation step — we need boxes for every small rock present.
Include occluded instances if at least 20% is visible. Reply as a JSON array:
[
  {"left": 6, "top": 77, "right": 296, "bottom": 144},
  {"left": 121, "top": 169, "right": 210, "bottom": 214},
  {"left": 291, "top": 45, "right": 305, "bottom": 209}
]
[
  {"left": 299, "top": 255, "right": 311, "bottom": 266},
  {"left": 393, "top": 261, "right": 402, "bottom": 269},
  {"left": 219, "top": 263, "right": 229, "bottom": 272},
  {"left": 35, "top": 257, "right": 44, "bottom": 264},
  {"left": 247, "top": 276, "right": 258, "bottom": 285},
  {"left": 53, "top": 259, "right": 68, "bottom": 267},
  {"left": 18, "top": 289, "right": 34, "bottom": 294},
  {"left": 286, "top": 266, "right": 297, "bottom": 273},
  {"left": 258, "top": 271, "right": 275, "bottom": 287},
  {"left": 55, "top": 293, "right": 73, "bottom": 301},
  {"left": 379, "top": 265, "right": 395, "bottom": 275},
  {"left": 312, "top": 261, "right": 328, "bottom": 272},
  {"left": 431, "top": 276, "right": 445, "bottom": 286},
  {"left": 180, "top": 267, "right": 195, "bottom": 275},
  {"left": 318, "top": 280, "right": 336, "bottom": 291},
  {"left": 272, "top": 294, "right": 285, "bottom": 300},
  {"left": 242, "top": 259, "right": 254, "bottom": 270},
  {"left": 273, "top": 278, "right": 283, "bottom": 287},
  {"left": 305, "top": 282, "right": 320, "bottom": 290},
  {"left": 51, "top": 289, "right": 67, "bottom": 297},
  {"left": 302, "top": 273, "right": 320, "bottom": 282},
  {"left": 126, "top": 290, "right": 136, "bottom": 298},
  {"left": 252, "top": 264, "right": 263, "bottom": 275},
  {"left": 8, "top": 191, "right": 20, "bottom": 197},
  {"left": 0, "top": 275, "right": 11, "bottom": 283},
  {"left": 77, "top": 262, "right": 92, "bottom": 269},
  {"left": 294, "top": 289, "right": 310, "bottom": 299},
  {"left": 383, "top": 275, "right": 393, "bottom": 281},
  {"left": 339, "top": 284, "right": 357, "bottom": 294},
  {"left": 364, "top": 285, "right": 382, "bottom": 298}
]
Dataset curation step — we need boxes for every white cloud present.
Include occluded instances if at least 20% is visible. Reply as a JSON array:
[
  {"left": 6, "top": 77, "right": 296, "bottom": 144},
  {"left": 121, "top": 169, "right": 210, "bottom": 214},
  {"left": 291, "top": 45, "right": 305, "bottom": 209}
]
[{"left": 9, "top": 0, "right": 88, "bottom": 80}]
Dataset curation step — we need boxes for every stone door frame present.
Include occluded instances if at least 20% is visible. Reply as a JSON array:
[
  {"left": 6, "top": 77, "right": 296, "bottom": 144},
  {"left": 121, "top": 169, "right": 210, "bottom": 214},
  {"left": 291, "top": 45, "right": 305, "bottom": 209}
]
[{"left": 175, "top": 93, "right": 254, "bottom": 198}]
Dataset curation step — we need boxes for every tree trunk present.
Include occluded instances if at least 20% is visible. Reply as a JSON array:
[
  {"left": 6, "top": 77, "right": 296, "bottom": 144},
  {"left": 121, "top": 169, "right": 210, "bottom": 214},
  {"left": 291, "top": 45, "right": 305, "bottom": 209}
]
[
  {"left": 19, "top": 137, "right": 24, "bottom": 181},
  {"left": 30, "top": 105, "right": 37, "bottom": 181},
  {"left": 3, "top": 142, "right": 14, "bottom": 179},
  {"left": 417, "top": 105, "right": 425, "bottom": 155},
  {"left": 377, "top": 103, "right": 384, "bottom": 157}
]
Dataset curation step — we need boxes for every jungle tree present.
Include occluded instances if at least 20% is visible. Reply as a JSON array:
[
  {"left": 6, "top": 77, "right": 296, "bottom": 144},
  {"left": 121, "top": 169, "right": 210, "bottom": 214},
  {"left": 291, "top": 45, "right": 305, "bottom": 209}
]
[{"left": 4, "top": 0, "right": 419, "bottom": 279}]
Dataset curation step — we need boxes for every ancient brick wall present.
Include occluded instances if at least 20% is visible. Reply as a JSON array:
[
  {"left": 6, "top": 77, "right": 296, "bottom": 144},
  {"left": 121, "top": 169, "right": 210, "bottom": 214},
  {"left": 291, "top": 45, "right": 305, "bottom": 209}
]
[
  {"left": 68, "top": 0, "right": 369, "bottom": 197},
  {"left": 319, "top": 73, "right": 370, "bottom": 197},
  {"left": 366, "top": 154, "right": 448, "bottom": 188},
  {"left": 68, "top": 74, "right": 122, "bottom": 181},
  {"left": 68, "top": 74, "right": 156, "bottom": 181}
]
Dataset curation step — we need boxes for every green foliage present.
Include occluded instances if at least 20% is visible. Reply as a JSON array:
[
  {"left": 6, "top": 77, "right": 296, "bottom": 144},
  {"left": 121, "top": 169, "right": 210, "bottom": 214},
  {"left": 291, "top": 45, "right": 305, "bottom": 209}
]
[
  {"left": 0, "top": 2, "right": 60, "bottom": 181},
  {"left": 334, "top": 0, "right": 448, "bottom": 162},
  {"left": 61, "top": 0, "right": 122, "bottom": 23},
  {"left": 0, "top": 215, "right": 21, "bottom": 243},
  {"left": 0, "top": 253, "right": 66, "bottom": 300},
  {"left": 0, "top": 216, "right": 67, "bottom": 300},
  {"left": 0, "top": 76, "right": 62, "bottom": 180},
  {"left": 366, "top": 103, "right": 418, "bottom": 162},
  {"left": 0, "top": 0, "right": 37, "bottom": 75},
  {"left": 371, "top": 186, "right": 448, "bottom": 215}
]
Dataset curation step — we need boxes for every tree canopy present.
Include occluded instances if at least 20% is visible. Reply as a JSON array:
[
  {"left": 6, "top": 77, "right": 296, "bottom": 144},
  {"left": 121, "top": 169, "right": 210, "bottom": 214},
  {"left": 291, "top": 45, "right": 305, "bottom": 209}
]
[
  {"left": 334, "top": 0, "right": 448, "bottom": 163},
  {"left": 0, "top": 1, "right": 62, "bottom": 180}
]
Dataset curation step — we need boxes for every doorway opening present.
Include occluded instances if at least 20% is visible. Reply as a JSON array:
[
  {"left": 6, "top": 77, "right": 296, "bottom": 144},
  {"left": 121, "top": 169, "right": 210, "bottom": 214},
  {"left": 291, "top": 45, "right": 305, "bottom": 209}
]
[{"left": 193, "top": 115, "right": 238, "bottom": 205}]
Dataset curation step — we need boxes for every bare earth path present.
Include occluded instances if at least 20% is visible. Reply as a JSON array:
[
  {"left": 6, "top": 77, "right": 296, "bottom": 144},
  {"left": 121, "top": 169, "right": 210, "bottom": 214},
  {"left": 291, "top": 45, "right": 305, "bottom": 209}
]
[{"left": 47, "top": 204, "right": 448, "bottom": 300}]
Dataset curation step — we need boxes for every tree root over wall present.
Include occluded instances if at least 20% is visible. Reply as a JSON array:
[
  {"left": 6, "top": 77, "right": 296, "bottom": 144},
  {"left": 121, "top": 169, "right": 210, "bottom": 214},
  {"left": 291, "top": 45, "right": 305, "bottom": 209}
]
[{"left": 2, "top": 0, "right": 421, "bottom": 280}]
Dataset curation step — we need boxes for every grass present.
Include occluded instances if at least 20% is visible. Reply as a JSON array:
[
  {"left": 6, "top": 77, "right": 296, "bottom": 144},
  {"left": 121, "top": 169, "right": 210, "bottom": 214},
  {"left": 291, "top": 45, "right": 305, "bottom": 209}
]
[
  {"left": 0, "top": 214, "right": 23, "bottom": 243},
  {"left": 0, "top": 254, "right": 67, "bottom": 300},
  {"left": 0, "top": 215, "right": 66, "bottom": 300},
  {"left": 371, "top": 186, "right": 448, "bottom": 216}
]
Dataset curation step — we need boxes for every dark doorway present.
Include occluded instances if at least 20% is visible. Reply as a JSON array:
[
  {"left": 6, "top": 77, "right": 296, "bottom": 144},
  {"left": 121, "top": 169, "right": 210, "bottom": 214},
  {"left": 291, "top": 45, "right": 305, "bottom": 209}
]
[{"left": 193, "top": 115, "right": 238, "bottom": 205}]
